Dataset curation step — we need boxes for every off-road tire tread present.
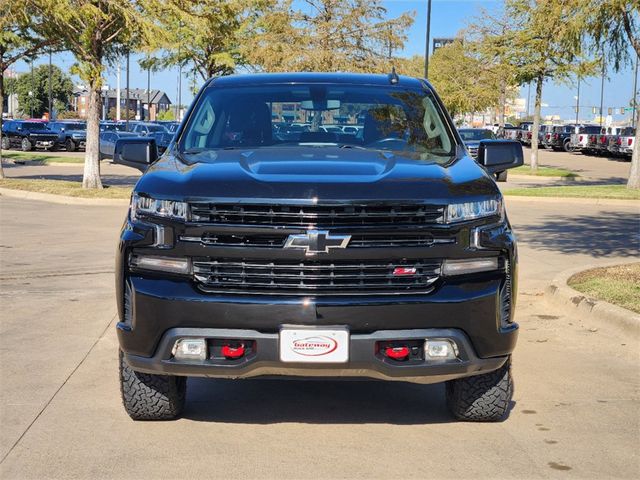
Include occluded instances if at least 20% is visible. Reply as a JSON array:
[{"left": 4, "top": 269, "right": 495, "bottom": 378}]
[
  {"left": 446, "top": 359, "right": 513, "bottom": 422},
  {"left": 119, "top": 350, "right": 186, "bottom": 420}
]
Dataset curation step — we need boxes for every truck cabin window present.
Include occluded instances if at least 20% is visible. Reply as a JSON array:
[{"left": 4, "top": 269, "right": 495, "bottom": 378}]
[{"left": 180, "top": 84, "right": 455, "bottom": 163}]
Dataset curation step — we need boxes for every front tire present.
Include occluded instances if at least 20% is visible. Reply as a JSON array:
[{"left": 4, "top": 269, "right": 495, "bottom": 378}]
[
  {"left": 65, "top": 138, "right": 77, "bottom": 152},
  {"left": 119, "top": 350, "right": 186, "bottom": 420},
  {"left": 1, "top": 136, "right": 9, "bottom": 150},
  {"left": 445, "top": 358, "right": 513, "bottom": 422},
  {"left": 21, "top": 138, "right": 33, "bottom": 151},
  {"left": 563, "top": 139, "right": 573, "bottom": 152}
]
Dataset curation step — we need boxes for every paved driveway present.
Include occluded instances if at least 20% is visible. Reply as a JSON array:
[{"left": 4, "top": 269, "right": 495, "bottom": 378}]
[{"left": 0, "top": 196, "right": 638, "bottom": 479}]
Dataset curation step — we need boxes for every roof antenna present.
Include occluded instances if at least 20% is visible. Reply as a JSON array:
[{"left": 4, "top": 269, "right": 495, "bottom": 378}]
[{"left": 388, "top": 66, "right": 399, "bottom": 85}]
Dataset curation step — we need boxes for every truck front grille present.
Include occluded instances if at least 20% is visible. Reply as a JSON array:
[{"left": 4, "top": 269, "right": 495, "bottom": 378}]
[
  {"left": 180, "top": 233, "right": 456, "bottom": 249},
  {"left": 192, "top": 258, "right": 441, "bottom": 295},
  {"left": 189, "top": 203, "right": 444, "bottom": 226}
]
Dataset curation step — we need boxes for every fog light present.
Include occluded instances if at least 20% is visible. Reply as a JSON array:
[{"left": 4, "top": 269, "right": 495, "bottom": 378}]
[
  {"left": 173, "top": 338, "right": 207, "bottom": 361},
  {"left": 425, "top": 340, "right": 458, "bottom": 360}
]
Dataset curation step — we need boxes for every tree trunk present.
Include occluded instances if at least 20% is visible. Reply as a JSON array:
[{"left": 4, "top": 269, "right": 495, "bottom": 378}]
[
  {"left": 499, "top": 80, "right": 506, "bottom": 127},
  {"left": 627, "top": 108, "right": 640, "bottom": 189},
  {"left": 530, "top": 75, "right": 543, "bottom": 171},
  {"left": 82, "top": 85, "right": 103, "bottom": 189},
  {"left": 0, "top": 70, "right": 5, "bottom": 179}
]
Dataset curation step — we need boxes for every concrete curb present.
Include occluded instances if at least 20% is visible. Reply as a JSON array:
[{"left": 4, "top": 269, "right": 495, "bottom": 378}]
[
  {"left": 544, "top": 262, "right": 640, "bottom": 338},
  {"left": 0, "top": 187, "right": 129, "bottom": 206},
  {"left": 503, "top": 195, "right": 640, "bottom": 207}
]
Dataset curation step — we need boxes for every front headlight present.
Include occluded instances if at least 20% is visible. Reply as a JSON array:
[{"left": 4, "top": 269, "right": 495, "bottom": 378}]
[
  {"left": 131, "top": 194, "right": 188, "bottom": 221},
  {"left": 445, "top": 198, "right": 502, "bottom": 223}
]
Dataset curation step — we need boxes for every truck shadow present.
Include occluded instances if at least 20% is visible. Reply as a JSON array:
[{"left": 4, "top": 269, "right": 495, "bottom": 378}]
[
  {"left": 182, "top": 378, "right": 515, "bottom": 425},
  {"left": 513, "top": 210, "right": 640, "bottom": 258}
]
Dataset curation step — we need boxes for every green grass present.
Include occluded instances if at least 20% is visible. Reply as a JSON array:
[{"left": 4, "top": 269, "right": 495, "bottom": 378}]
[
  {"left": 569, "top": 263, "right": 640, "bottom": 314},
  {"left": 2, "top": 151, "right": 84, "bottom": 164},
  {"left": 0, "top": 178, "right": 131, "bottom": 199},
  {"left": 511, "top": 165, "right": 578, "bottom": 177},
  {"left": 504, "top": 185, "right": 640, "bottom": 200}
]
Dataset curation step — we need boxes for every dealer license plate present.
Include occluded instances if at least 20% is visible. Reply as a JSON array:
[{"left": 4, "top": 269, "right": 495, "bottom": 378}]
[{"left": 279, "top": 327, "right": 349, "bottom": 363}]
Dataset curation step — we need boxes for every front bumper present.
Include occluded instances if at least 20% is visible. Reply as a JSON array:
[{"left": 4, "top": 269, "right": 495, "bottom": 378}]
[{"left": 123, "top": 327, "right": 509, "bottom": 384}]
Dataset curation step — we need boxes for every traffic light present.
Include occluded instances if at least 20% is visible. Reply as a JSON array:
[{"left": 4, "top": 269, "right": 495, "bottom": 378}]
[
  {"left": 620, "top": 108, "right": 625, "bottom": 115},
  {"left": 607, "top": 108, "right": 612, "bottom": 115}
]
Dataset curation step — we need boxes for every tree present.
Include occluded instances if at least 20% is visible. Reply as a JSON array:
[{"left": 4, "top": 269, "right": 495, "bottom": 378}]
[
  {"left": 579, "top": 0, "right": 639, "bottom": 189},
  {"left": 426, "top": 40, "right": 504, "bottom": 119},
  {"left": 14, "top": 64, "right": 73, "bottom": 118},
  {"left": 471, "top": 0, "right": 594, "bottom": 171},
  {"left": 244, "top": 0, "right": 414, "bottom": 73},
  {"left": 0, "top": 7, "right": 54, "bottom": 178},
  {"left": 30, "top": 0, "right": 159, "bottom": 188},
  {"left": 145, "top": 0, "right": 266, "bottom": 80}
]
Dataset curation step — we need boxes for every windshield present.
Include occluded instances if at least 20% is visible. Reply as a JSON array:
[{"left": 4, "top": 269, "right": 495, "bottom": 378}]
[
  {"left": 179, "top": 84, "right": 456, "bottom": 163},
  {"left": 458, "top": 129, "right": 494, "bottom": 141}
]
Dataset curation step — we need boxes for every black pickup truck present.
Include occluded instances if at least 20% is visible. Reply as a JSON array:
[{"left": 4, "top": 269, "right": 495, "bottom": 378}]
[
  {"left": 113, "top": 73, "right": 523, "bottom": 422},
  {"left": 548, "top": 124, "right": 578, "bottom": 152}
]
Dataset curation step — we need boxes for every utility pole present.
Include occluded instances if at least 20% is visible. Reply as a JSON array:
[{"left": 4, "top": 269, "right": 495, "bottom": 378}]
[
  {"left": 147, "top": 65, "right": 151, "bottom": 121},
  {"left": 48, "top": 48, "right": 53, "bottom": 120},
  {"left": 575, "top": 76, "right": 580, "bottom": 125},
  {"left": 424, "top": 0, "right": 432, "bottom": 79},
  {"left": 178, "top": 64, "right": 182, "bottom": 121},
  {"left": 30, "top": 58, "right": 34, "bottom": 118},
  {"left": 126, "top": 51, "right": 130, "bottom": 130},
  {"left": 526, "top": 82, "right": 531, "bottom": 117},
  {"left": 116, "top": 58, "right": 121, "bottom": 121},
  {"left": 633, "top": 53, "right": 638, "bottom": 128},
  {"left": 599, "top": 55, "right": 605, "bottom": 127}
]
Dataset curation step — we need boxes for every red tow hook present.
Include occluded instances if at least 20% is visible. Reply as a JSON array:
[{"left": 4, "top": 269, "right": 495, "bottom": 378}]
[
  {"left": 221, "top": 344, "right": 245, "bottom": 359},
  {"left": 385, "top": 346, "right": 410, "bottom": 360}
]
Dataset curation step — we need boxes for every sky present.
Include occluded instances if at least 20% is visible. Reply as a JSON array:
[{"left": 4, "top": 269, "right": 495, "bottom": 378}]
[{"left": 11, "top": 0, "right": 638, "bottom": 123}]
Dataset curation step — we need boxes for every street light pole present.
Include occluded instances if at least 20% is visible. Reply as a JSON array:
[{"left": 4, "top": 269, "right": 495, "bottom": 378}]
[
  {"left": 424, "top": 0, "right": 432, "bottom": 79},
  {"left": 633, "top": 53, "right": 638, "bottom": 128},
  {"left": 30, "top": 58, "right": 34, "bottom": 118},
  {"left": 147, "top": 65, "right": 151, "bottom": 121},
  {"left": 599, "top": 55, "right": 605, "bottom": 127},
  {"left": 48, "top": 48, "right": 53, "bottom": 120},
  {"left": 126, "top": 51, "right": 130, "bottom": 131},
  {"left": 575, "top": 76, "right": 580, "bottom": 125}
]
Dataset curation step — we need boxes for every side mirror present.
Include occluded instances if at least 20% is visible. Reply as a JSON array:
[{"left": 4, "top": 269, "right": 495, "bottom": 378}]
[
  {"left": 114, "top": 138, "right": 157, "bottom": 172},
  {"left": 476, "top": 140, "right": 523, "bottom": 174}
]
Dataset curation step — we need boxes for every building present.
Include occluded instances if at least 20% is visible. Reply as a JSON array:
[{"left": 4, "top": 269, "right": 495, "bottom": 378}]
[
  {"left": 72, "top": 86, "right": 172, "bottom": 121},
  {"left": 2, "top": 68, "right": 20, "bottom": 119}
]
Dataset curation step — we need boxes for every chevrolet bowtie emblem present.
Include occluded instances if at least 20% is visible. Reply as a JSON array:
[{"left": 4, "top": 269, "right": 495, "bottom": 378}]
[{"left": 284, "top": 230, "right": 351, "bottom": 255}]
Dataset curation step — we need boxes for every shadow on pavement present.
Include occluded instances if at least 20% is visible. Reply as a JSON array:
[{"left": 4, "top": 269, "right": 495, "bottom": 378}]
[
  {"left": 15, "top": 173, "right": 138, "bottom": 186},
  {"left": 515, "top": 210, "right": 640, "bottom": 258},
  {"left": 184, "top": 378, "right": 459, "bottom": 424},
  {"left": 184, "top": 377, "right": 517, "bottom": 424}
]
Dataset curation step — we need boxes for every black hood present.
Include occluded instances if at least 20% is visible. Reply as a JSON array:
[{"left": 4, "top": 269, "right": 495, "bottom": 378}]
[{"left": 134, "top": 147, "right": 500, "bottom": 204}]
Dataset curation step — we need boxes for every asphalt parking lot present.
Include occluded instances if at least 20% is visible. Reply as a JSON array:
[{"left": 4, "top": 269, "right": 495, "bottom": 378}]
[{"left": 1, "top": 179, "right": 638, "bottom": 478}]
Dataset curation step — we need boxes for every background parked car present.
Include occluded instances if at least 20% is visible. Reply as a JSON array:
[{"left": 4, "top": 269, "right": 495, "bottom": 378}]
[
  {"left": 48, "top": 121, "right": 87, "bottom": 151},
  {"left": 1, "top": 120, "right": 59, "bottom": 151},
  {"left": 548, "top": 124, "right": 579, "bottom": 152},
  {"left": 457, "top": 128, "right": 508, "bottom": 182},
  {"left": 569, "top": 125, "right": 602, "bottom": 153},
  {"left": 99, "top": 130, "right": 137, "bottom": 160},
  {"left": 612, "top": 127, "right": 636, "bottom": 159}
]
